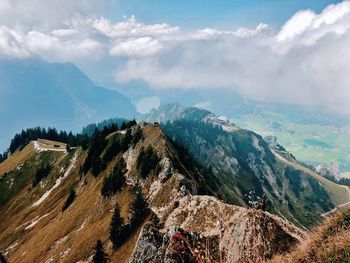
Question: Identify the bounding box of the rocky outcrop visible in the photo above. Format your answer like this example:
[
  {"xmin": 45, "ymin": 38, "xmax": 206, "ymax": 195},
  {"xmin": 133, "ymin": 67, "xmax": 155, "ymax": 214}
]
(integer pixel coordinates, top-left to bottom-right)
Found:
[
  {"xmin": 131, "ymin": 195, "xmax": 306, "ymax": 263},
  {"xmin": 129, "ymin": 224, "xmax": 221, "ymax": 263}
]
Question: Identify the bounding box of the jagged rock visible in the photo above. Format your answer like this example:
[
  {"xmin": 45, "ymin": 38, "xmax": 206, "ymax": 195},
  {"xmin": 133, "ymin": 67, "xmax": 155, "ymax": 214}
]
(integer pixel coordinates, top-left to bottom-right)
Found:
[
  {"xmin": 132, "ymin": 195, "xmax": 306, "ymax": 263},
  {"xmin": 158, "ymin": 157, "xmax": 173, "ymax": 182},
  {"xmin": 129, "ymin": 224, "xmax": 220, "ymax": 263},
  {"xmin": 128, "ymin": 224, "xmax": 163, "ymax": 263}
]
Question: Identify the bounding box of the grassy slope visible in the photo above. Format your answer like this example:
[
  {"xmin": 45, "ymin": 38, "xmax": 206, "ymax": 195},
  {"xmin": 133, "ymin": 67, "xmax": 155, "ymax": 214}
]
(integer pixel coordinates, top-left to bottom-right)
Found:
[
  {"xmin": 0, "ymin": 143, "xmax": 36, "ymax": 175},
  {"xmin": 0, "ymin": 126, "xmax": 177, "ymax": 263},
  {"xmin": 270, "ymin": 210, "xmax": 350, "ymax": 263},
  {"xmin": 0, "ymin": 142, "xmax": 140, "ymax": 263},
  {"xmin": 273, "ymin": 150, "xmax": 350, "ymax": 206}
]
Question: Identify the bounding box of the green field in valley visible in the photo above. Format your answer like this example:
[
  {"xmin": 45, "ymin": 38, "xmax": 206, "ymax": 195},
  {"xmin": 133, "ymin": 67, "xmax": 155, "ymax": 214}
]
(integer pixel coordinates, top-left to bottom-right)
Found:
[{"xmin": 231, "ymin": 112, "xmax": 350, "ymax": 174}]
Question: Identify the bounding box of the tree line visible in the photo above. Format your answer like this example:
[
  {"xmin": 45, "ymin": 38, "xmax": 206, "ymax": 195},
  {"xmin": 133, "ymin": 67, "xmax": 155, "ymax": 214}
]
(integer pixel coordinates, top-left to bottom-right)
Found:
[
  {"xmin": 82, "ymin": 118, "xmax": 136, "ymax": 136},
  {"xmin": 81, "ymin": 128, "xmax": 130, "ymax": 177},
  {"xmin": 324, "ymin": 174, "xmax": 350, "ymax": 187},
  {"xmin": 0, "ymin": 119, "xmax": 138, "ymax": 165},
  {"xmin": 8, "ymin": 127, "xmax": 90, "ymax": 154},
  {"xmin": 81, "ymin": 123, "xmax": 142, "ymax": 178},
  {"xmin": 93, "ymin": 186, "xmax": 149, "ymax": 263},
  {"xmin": 0, "ymin": 152, "xmax": 7, "ymax": 164}
]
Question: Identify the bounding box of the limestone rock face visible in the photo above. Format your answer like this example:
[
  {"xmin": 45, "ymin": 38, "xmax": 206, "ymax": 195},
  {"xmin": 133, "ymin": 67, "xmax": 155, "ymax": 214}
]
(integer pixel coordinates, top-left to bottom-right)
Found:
[
  {"xmin": 131, "ymin": 195, "xmax": 306, "ymax": 263},
  {"xmin": 128, "ymin": 224, "xmax": 163, "ymax": 263}
]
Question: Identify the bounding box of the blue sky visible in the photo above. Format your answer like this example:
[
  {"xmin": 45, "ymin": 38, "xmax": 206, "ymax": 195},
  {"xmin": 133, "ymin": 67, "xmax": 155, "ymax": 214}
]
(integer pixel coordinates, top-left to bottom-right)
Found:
[{"xmin": 107, "ymin": 0, "xmax": 342, "ymax": 29}]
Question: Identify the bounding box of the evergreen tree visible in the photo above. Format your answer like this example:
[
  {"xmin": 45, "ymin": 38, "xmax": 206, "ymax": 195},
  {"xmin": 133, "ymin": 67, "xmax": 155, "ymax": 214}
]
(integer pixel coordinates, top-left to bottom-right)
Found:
[
  {"xmin": 91, "ymin": 156, "xmax": 102, "ymax": 177},
  {"xmin": 109, "ymin": 204, "xmax": 125, "ymax": 248},
  {"xmin": 129, "ymin": 119, "xmax": 137, "ymax": 127},
  {"xmin": 82, "ymin": 118, "xmax": 123, "ymax": 136},
  {"xmin": 79, "ymin": 134, "xmax": 90, "ymax": 150},
  {"xmin": 82, "ymin": 130, "xmax": 107, "ymax": 175},
  {"xmin": 129, "ymin": 186, "xmax": 148, "ymax": 228},
  {"xmin": 32, "ymin": 163, "xmax": 52, "ymax": 187},
  {"xmin": 120, "ymin": 122, "xmax": 127, "ymax": 130},
  {"xmin": 136, "ymin": 146, "xmax": 159, "ymax": 178},
  {"xmin": 121, "ymin": 128, "xmax": 132, "ymax": 151},
  {"xmin": 120, "ymin": 119, "xmax": 137, "ymax": 131},
  {"xmin": 101, "ymin": 159, "xmax": 126, "ymax": 197},
  {"xmin": 0, "ymin": 151, "xmax": 8, "ymax": 164},
  {"xmin": 8, "ymin": 126, "xmax": 91, "ymax": 154},
  {"xmin": 67, "ymin": 131, "xmax": 75, "ymax": 146},
  {"xmin": 103, "ymin": 137, "xmax": 121, "ymax": 164},
  {"xmin": 132, "ymin": 126, "xmax": 143, "ymax": 145},
  {"xmin": 101, "ymin": 176, "xmax": 112, "ymax": 197},
  {"xmin": 0, "ymin": 252, "xmax": 8, "ymax": 263},
  {"xmin": 92, "ymin": 240, "xmax": 109, "ymax": 263},
  {"xmin": 62, "ymin": 188, "xmax": 76, "ymax": 211}
]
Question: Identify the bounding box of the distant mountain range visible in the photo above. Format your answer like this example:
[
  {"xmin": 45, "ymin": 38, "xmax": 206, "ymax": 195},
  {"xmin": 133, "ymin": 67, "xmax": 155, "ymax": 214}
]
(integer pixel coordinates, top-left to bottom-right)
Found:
[{"xmin": 0, "ymin": 57, "xmax": 138, "ymax": 151}]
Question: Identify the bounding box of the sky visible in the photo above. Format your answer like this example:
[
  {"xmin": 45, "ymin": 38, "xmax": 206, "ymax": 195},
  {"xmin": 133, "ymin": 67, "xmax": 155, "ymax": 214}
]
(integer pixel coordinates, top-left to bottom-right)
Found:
[
  {"xmin": 0, "ymin": 0, "xmax": 350, "ymax": 114},
  {"xmin": 107, "ymin": 0, "xmax": 343, "ymax": 29}
]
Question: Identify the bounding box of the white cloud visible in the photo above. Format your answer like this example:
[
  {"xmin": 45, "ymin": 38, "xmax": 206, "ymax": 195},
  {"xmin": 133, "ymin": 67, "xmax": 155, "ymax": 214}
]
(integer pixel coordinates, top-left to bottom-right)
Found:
[
  {"xmin": 51, "ymin": 29, "xmax": 78, "ymax": 37},
  {"xmin": 277, "ymin": 1, "xmax": 350, "ymax": 45},
  {"xmin": 277, "ymin": 10, "xmax": 315, "ymax": 42},
  {"xmin": 110, "ymin": 37, "xmax": 163, "ymax": 57},
  {"xmin": 23, "ymin": 30, "xmax": 104, "ymax": 61},
  {"xmin": 0, "ymin": 0, "xmax": 108, "ymax": 59},
  {"xmin": 115, "ymin": 1, "xmax": 350, "ymax": 114},
  {"xmin": 0, "ymin": 26, "xmax": 30, "ymax": 58},
  {"xmin": 0, "ymin": 0, "xmax": 350, "ymax": 114},
  {"xmin": 0, "ymin": 0, "xmax": 110, "ymax": 28},
  {"xmin": 86, "ymin": 15, "xmax": 180, "ymax": 39},
  {"xmin": 193, "ymin": 23, "xmax": 270, "ymax": 40}
]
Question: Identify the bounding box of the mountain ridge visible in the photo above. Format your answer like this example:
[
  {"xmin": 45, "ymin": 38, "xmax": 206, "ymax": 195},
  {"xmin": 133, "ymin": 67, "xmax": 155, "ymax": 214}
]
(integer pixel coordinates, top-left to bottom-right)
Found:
[
  {"xmin": 0, "ymin": 108, "xmax": 348, "ymax": 262},
  {"xmin": 0, "ymin": 123, "xmax": 304, "ymax": 262}
]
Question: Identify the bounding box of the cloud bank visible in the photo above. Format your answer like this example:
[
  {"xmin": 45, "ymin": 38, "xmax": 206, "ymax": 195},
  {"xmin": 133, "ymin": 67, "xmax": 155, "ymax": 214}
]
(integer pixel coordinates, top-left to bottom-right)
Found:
[{"xmin": 0, "ymin": 1, "xmax": 350, "ymax": 114}]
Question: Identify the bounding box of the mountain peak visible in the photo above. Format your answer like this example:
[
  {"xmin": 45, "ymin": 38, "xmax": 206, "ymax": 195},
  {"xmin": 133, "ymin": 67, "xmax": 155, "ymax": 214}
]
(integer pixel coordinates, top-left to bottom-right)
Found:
[{"xmin": 142, "ymin": 103, "xmax": 239, "ymax": 131}]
